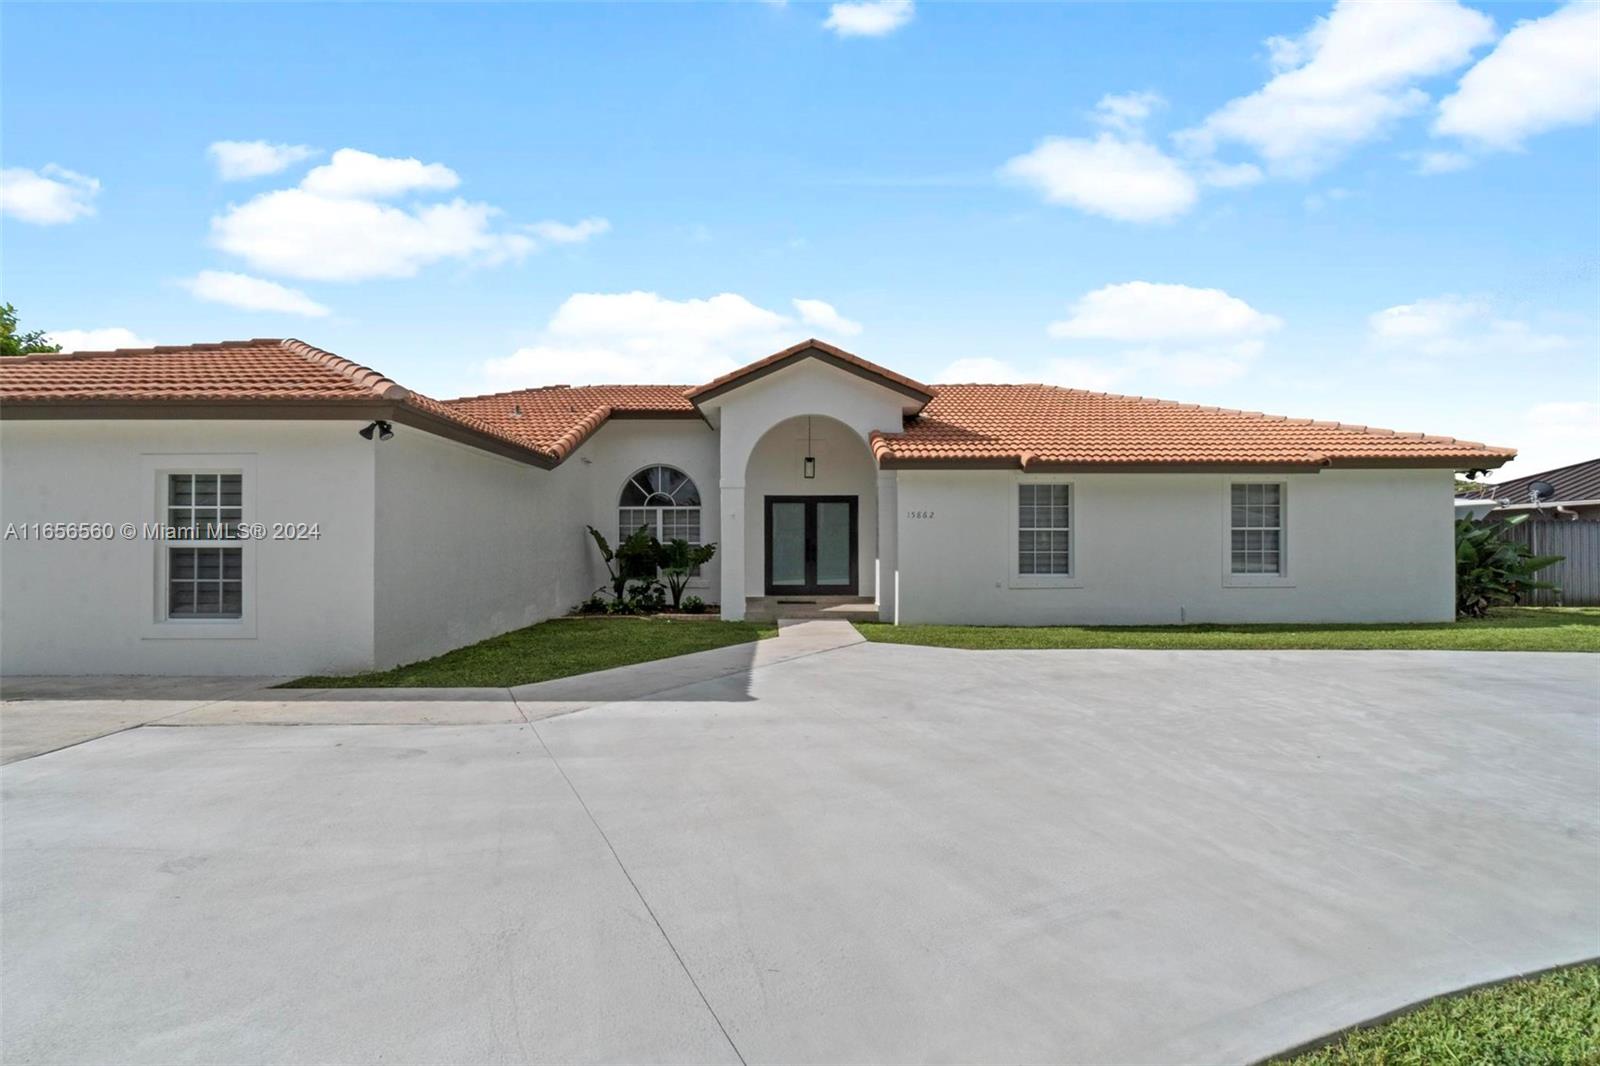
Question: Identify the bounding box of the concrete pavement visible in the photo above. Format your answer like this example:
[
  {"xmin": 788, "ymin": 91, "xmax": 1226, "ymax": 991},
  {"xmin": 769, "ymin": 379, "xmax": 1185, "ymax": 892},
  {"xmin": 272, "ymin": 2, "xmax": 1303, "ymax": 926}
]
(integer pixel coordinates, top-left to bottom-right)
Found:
[{"xmin": 3, "ymin": 635, "xmax": 1596, "ymax": 1063}]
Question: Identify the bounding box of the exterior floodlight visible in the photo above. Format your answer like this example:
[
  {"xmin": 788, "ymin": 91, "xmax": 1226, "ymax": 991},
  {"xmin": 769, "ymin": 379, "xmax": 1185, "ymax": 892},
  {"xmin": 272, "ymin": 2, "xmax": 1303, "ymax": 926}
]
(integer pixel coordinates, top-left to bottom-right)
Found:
[{"xmin": 360, "ymin": 420, "xmax": 394, "ymax": 441}]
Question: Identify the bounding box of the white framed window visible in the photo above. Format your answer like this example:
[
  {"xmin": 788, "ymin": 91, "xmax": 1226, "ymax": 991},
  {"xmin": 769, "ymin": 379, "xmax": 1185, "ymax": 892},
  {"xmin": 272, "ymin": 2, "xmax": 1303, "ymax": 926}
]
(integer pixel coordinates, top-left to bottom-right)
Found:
[
  {"xmin": 618, "ymin": 465, "xmax": 704, "ymax": 576},
  {"xmin": 1224, "ymin": 480, "xmax": 1291, "ymax": 586},
  {"xmin": 164, "ymin": 473, "xmax": 245, "ymax": 619},
  {"xmin": 141, "ymin": 455, "xmax": 258, "ymax": 638},
  {"xmin": 1010, "ymin": 478, "xmax": 1079, "ymax": 588}
]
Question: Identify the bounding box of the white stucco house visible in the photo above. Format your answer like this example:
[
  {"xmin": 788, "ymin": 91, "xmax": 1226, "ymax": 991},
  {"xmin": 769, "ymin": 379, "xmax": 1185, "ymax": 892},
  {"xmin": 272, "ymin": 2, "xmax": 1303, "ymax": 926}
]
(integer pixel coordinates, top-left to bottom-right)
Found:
[{"xmin": 0, "ymin": 337, "xmax": 1514, "ymax": 676}]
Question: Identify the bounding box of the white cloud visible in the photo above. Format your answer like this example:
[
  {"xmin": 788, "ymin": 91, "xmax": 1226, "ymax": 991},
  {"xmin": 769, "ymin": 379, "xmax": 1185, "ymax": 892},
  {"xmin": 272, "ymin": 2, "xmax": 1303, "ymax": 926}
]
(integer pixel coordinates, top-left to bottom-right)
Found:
[
  {"xmin": 213, "ymin": 189, "xmax": 532, "ymax": 281},
  {"xmin": 1198, "ymin": 161, "xmax": 1264, "ymax": 188},
  {"xmin": 46, "ymin": 327, "xmax": 154, "ymax": 352},
  {"xmin": 180, "ymin": 270, "xmax": 330, "ymax": 317},
  {"xmin": 1092, "ymin": 91, "xmax": 1165, "ymax": 134},
  {"xmin": 1368, "ymin": 294, "xmax": 1571, "ymax": 357},
  {"xmin": 1481, "ymin": 401, "xmax": 1600, "ymax": 479},
  {"xmin": 1181, "ymin": 0, "xmax": 1495, "ymax": 176},
  {"xmin": 1434, "ymin": 2, "xmax": 1600, "ymax": 152},
  {"xmin": 936, "ymin": 357, "xmax": 1023, "ymax": 382},
  {"xmin": 1000, "ymin": 134, "xmax": 1198, "ymax": 223},
  {"xmin": 1303, "ymin": 186, "xmax": 1351, "ymax": 212},
  {"xmin": 0, "ymin": 165, "xmax": 100, "ymax": 224},
  {"xmin": 1048, "ymin": 281, "xmax": 1282, "ymax": 342},
  {"xmin": 483, "ymin": 291, "xmax": 862, "ymax": 386},
  {"xmin": 1414, "ymin": 150, "xmax": 1473, "ymax": 174},
  {"xmin": 528, "ymin": 217, "xmax": 611, "ymax": 244},
  {"xmin": 208, "ymin": 148, "xmax": 572, "ymax": 282},
  {"xmin": 792, "ymin": 298, "xmax": 863, "ymax": 336},
  {"xmin": 299, "ymin": 148, "xmax": 459, "ymax": 199},
  {"xmin": 823, "ymin": 0, "xmax": 914, "ymax": 37},
  {"xmin": 207, "ymin": 141, "xmax": 318, "ymax": 181}
]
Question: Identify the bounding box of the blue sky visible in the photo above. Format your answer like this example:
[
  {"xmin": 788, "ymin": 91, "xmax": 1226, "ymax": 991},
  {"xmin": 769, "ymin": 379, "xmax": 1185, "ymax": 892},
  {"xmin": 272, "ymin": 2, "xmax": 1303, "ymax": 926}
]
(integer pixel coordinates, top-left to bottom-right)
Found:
[{"xmin": 3, "ymin": 0, "xmax": 1597, "ymax": 476}]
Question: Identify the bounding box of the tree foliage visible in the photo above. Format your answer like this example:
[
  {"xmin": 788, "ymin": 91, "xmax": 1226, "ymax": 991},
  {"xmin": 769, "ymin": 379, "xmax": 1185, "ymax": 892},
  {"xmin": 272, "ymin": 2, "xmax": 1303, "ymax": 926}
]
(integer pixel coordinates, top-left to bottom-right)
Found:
[
  {"xmin": 1456, "ymin": 514, "xmax": 1563, "ymax": 617},
  {"xmin": 0, "ymin": 303, "xmax": 61, "ymax": 357}
]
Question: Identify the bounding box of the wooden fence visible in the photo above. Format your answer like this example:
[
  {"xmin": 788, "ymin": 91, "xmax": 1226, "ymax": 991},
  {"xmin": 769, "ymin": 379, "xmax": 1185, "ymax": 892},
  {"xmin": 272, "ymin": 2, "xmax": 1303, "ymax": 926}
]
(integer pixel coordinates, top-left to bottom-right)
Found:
[{"xmin": 1502, "ymin": 519, "xmax": 1600, "ymax": 606}]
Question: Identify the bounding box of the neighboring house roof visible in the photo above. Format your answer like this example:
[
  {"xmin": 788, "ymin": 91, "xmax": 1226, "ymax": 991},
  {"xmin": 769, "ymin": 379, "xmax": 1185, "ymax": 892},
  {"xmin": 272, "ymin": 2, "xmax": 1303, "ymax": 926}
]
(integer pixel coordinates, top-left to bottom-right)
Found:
[
  {"xmin": 685, "ymin": 339, "xmax": 934, "ymax": 405},
  {"xmin": 0, "ymin": 338, "xmax": 1517, "ymax": 472},
  {"xmin": 870, "ymin": 384, "xmax": 1516, "ymax": 471},
  {"xmin": 1479, "ymin": 457, "xmax": 1600, "ymax": 506}
]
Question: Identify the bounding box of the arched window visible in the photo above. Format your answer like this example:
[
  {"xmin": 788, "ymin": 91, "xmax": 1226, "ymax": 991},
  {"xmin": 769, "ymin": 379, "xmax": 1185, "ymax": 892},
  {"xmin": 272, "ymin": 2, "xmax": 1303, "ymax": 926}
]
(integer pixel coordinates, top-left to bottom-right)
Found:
[{"xmin": 619, "ymin": 465, "xmax": 702, "ymax": 550}]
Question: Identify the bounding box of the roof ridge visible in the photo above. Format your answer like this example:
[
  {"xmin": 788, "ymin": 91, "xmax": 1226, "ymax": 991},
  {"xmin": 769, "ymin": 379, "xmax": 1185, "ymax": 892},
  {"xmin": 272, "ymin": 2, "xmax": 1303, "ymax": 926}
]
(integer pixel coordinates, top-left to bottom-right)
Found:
[
  {"xmin": 1, "ymin": 338, "xmax": 285, "ymax": 364},
  {"xmin": 442, "ymin": 383, "xmax": 694, "ymax": 405},
  {"xmin": 278, "ymin": 338, "xmax": 409, "ymax": 401},
  {"xmin": 923, "ymin": 382, "xmax": 1503, "ymax": 450}
]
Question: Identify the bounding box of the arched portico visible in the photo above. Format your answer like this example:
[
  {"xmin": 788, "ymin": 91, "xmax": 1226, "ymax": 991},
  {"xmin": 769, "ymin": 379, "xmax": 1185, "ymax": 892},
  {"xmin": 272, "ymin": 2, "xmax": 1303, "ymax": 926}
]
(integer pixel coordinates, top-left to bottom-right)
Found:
[
  {"xmin": 743, "ymin": 414, "xmax": 878, "ymax": 603},
  {"xmin": 691, "ymin": 347, "xmax": 925, "ymax": 621}
]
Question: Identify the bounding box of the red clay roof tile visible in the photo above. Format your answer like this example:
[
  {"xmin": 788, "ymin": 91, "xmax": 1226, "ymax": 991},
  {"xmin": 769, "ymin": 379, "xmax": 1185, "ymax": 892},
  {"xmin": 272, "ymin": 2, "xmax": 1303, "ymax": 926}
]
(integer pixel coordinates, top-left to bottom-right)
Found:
[{"xmin": 0, "ymin": 339, "xmax": 1515, "ymax": 470}]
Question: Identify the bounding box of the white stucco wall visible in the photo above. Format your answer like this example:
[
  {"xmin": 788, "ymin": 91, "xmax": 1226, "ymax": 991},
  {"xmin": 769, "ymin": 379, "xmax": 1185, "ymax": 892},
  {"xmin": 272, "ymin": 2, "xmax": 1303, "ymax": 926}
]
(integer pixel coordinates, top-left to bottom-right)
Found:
[
  {"xmin": 1, "ymin": 420, "xmax": 377, "ymax": 675},
  {"xmin": 371, "ymin": 427, "xmax": 589, "ymax": 670},
  {"xmin": 701, "ymin": 358, "xmax": 913, "ymax": 617},
  {"xmin": 743, "ymin": 414, "xmax": 879, "ymax": 597},
  {"xmin": 893, "ymin": 468, "xmax": 1457, "ymax": 625},
  {"xmin": 567, "ymin": 418, "xmax": 722, "ymax": 606}
]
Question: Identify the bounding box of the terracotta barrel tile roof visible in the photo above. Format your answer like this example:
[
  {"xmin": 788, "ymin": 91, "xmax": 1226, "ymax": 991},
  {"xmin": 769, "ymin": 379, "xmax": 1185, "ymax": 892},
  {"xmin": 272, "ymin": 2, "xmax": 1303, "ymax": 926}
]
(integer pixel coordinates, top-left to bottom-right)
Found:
[
  {"xmin": 0, "ymin": 339, "xmax": 560, "ymax": 466},
  {"xmin": 0, "ymin": 338, "xmax": 1514, "ymax": 470},
  {"xmin": 0, "ymin": 339, "xmax": 407, "ymax": 402},
  {"xmin": 443, "ymin": 385, "xmax": 696, "ymax": 461},
  {"xmin": 871, "ymin": 384, "xmax": 1515, "ymax": 469},
  {"xmin": 685, "ymin": 339, "xmax": 933, "ymax": 403}
]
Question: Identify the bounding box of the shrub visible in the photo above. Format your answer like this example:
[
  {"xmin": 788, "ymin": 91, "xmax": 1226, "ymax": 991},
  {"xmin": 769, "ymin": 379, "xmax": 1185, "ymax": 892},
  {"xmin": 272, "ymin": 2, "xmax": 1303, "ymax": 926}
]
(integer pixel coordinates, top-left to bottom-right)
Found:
[
  {"xmin": 587, "ymin": 524, "xmax": 659, "ymax": 604},
  {"xmin": 626, "ymin": 579, "xmax": 667, "ymax": 614},
  {"xmin": 655, "ymin": 538, "xmax": 718, "ymax": 610},
  {"xmin": 681, "ymin": 595, "xmax": 707, "ymax": 614},
  {"xmin": 1456, "ymin": 514, "xmax": 1563, "ymax": 618}
]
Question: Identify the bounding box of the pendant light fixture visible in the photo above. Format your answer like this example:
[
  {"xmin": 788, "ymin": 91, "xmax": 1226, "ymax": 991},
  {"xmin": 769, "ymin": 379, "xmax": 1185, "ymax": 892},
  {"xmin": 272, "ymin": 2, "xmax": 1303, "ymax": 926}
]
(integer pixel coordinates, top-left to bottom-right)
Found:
[{"xmin": 803, "ymin": 416, "xmax": 817, "ymax": 479}]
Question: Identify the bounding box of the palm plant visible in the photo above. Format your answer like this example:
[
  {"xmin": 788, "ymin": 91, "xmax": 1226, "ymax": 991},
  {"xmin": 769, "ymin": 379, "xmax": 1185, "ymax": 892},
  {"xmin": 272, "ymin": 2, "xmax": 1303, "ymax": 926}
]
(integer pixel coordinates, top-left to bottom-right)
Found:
[{"xmin": 1455, "ymin": 514, "xmax": 1563, "ymax": 617}]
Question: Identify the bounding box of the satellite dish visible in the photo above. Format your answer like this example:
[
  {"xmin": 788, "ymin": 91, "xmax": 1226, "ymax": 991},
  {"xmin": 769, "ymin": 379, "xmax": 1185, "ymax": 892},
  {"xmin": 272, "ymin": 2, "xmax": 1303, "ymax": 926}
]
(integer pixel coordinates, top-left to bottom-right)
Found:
[{"xmin": 1530, "ymin": 480, "xmax": 1556, "ymax": 503}]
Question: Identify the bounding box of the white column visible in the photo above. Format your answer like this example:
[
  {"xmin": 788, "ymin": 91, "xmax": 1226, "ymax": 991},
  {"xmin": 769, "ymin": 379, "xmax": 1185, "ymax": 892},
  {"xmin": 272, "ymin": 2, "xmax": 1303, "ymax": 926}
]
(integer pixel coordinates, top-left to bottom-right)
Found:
[
  {"xmin": 876, "ymin": 470, "xmax": 898, "ymax": 623},
  {"xmin": 719, "ymin": 482, "xmax": 746, "ymax": 620}
]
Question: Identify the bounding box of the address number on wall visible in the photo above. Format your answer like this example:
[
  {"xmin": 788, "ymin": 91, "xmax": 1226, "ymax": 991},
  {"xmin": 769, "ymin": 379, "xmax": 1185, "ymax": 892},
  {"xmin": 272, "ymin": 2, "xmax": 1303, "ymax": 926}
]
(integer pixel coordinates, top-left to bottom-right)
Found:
[{"xmin": 906, "ymin": 510, "xmax": 936, "ymax": 519}]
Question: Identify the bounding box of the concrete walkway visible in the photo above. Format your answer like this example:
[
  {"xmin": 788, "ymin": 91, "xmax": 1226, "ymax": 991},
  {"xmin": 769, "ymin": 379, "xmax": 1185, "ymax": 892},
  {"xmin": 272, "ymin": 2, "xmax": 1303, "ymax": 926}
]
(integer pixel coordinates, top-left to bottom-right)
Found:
[
  {"xmin": 0, "ymin": 621, "xmax": 862, "ymax": 757},
  {"xmin": 3, "ymin": 636, "xmax": 1596, "ymax": 1063}
]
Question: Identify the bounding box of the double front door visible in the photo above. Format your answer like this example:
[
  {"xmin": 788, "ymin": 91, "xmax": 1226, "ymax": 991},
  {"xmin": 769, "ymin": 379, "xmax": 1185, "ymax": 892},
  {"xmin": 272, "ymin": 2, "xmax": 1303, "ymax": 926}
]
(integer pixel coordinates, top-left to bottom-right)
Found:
[{"xmin": 764, "ymin": 496, "xmax": 858, "ymax": 595}]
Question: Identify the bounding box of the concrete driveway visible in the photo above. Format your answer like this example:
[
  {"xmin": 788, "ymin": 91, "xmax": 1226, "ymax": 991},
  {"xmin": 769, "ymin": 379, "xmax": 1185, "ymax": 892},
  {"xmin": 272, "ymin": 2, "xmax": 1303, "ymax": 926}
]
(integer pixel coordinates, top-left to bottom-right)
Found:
[{"xmin": 3, "ymin": 636, "xmax": 1597, "ymax": 1064}]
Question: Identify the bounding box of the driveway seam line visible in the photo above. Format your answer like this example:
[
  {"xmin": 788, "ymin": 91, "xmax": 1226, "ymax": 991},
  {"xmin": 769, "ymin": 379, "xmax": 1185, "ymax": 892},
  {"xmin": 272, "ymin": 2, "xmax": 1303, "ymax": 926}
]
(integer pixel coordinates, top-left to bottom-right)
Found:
[
  {"xmin": 529, "ymin": 719, "xmax": 748, "ymax": 1066},
  {"xmin": 0, "ymin": 681, "xmax": 277, "ymax": 764}
]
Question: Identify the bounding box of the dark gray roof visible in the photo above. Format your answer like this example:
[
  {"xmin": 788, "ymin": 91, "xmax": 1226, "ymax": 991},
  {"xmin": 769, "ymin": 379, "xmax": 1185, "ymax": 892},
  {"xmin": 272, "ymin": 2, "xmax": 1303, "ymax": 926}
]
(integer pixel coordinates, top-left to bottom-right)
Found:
[{"xmin": 1485, "ymin": 457, "xmax": 1600, "ymax": 505}]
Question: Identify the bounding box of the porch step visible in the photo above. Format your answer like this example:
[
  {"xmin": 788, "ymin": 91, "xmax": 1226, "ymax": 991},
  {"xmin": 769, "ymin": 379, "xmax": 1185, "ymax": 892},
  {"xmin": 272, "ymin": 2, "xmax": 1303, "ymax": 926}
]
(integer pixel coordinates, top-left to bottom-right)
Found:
[{"xmin": 741, "ymin": 595, "xmax": 877, "ymax": 623}]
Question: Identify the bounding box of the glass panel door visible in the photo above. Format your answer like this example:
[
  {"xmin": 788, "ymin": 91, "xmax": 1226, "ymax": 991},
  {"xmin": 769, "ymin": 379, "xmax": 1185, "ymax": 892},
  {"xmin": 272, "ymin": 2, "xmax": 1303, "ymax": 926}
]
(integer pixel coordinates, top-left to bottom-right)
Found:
[
  {"xmin": 764, "ymin": 496, "xmax": 857, "ymax": 594},
  {"xmin": 815, "ymin": 501, "xmax": 852, "ymax": 586},
  {"xmin": 769, "ymin": 502, "xmax": 807, "ymax": 587}
]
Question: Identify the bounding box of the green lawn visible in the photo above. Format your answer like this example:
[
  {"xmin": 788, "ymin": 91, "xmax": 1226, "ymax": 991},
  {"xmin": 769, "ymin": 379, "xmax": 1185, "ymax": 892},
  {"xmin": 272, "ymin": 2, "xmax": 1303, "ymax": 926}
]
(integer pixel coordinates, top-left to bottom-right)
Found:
[
  {"xmin": 855, "ymin": 607, "xmax": 1600, "ymax": 653},
  {"xmin": 285, "ymin": 617, "xmax": 776, "ymax": 688},
  {"xmin": 1275, "ymin": 962, "xmax": 1600, "ymax": 1065}
]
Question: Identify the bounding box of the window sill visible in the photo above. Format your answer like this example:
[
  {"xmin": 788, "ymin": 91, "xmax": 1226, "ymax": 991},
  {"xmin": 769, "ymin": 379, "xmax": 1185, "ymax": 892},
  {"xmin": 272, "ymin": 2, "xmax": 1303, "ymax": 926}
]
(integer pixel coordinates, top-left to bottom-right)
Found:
[
  {"xmin": 1222, "ymin": 576, "xmax": 1295, "ymax": 589},
  {"xmin": 142, "ymin": 619, "xmax": 256, "ymax": 640},
  {"xmin": 1008, "ymin": 577, "xmax": 1084, "ymax": 590}
]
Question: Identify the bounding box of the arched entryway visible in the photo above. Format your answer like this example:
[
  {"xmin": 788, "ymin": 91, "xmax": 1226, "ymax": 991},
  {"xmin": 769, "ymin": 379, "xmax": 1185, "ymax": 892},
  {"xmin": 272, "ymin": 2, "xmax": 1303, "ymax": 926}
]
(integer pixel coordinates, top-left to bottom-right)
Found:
[{"xmin": 743, "ymin": 414, "xmax": 878, "ymax": 612}]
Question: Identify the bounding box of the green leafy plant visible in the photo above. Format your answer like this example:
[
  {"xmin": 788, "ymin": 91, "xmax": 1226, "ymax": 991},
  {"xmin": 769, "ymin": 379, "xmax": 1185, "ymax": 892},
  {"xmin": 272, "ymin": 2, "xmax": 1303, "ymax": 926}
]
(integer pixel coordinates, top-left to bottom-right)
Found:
[
  {"xmin": 654, "ymin": 538, "xmax": 718, "ymax": 610},
  {"xmin": 681, "ymin": 595, "xmax": 707, "ymax": 615},
  {"xmin": 573, "ymin": 592, "xmax": 608, "ymax": 615},
  {"xmin": 1456, "ymin": 514, "xmax": 1563, "ymax": 618},
  {"xmin": 586, "ymin": 524, "xmax": 659, "ymax": 605},
  {"xmin": 627, "ymin": 578, "xmax": 667, "ymax": 613}
]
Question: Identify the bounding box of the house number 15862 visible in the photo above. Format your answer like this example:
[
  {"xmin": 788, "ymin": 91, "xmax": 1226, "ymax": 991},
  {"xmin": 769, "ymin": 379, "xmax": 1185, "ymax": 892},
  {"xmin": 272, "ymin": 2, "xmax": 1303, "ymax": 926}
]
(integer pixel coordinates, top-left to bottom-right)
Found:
[{"xmin": 906, "ymin": 510, "xmax": 935, "ymax": 519}]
